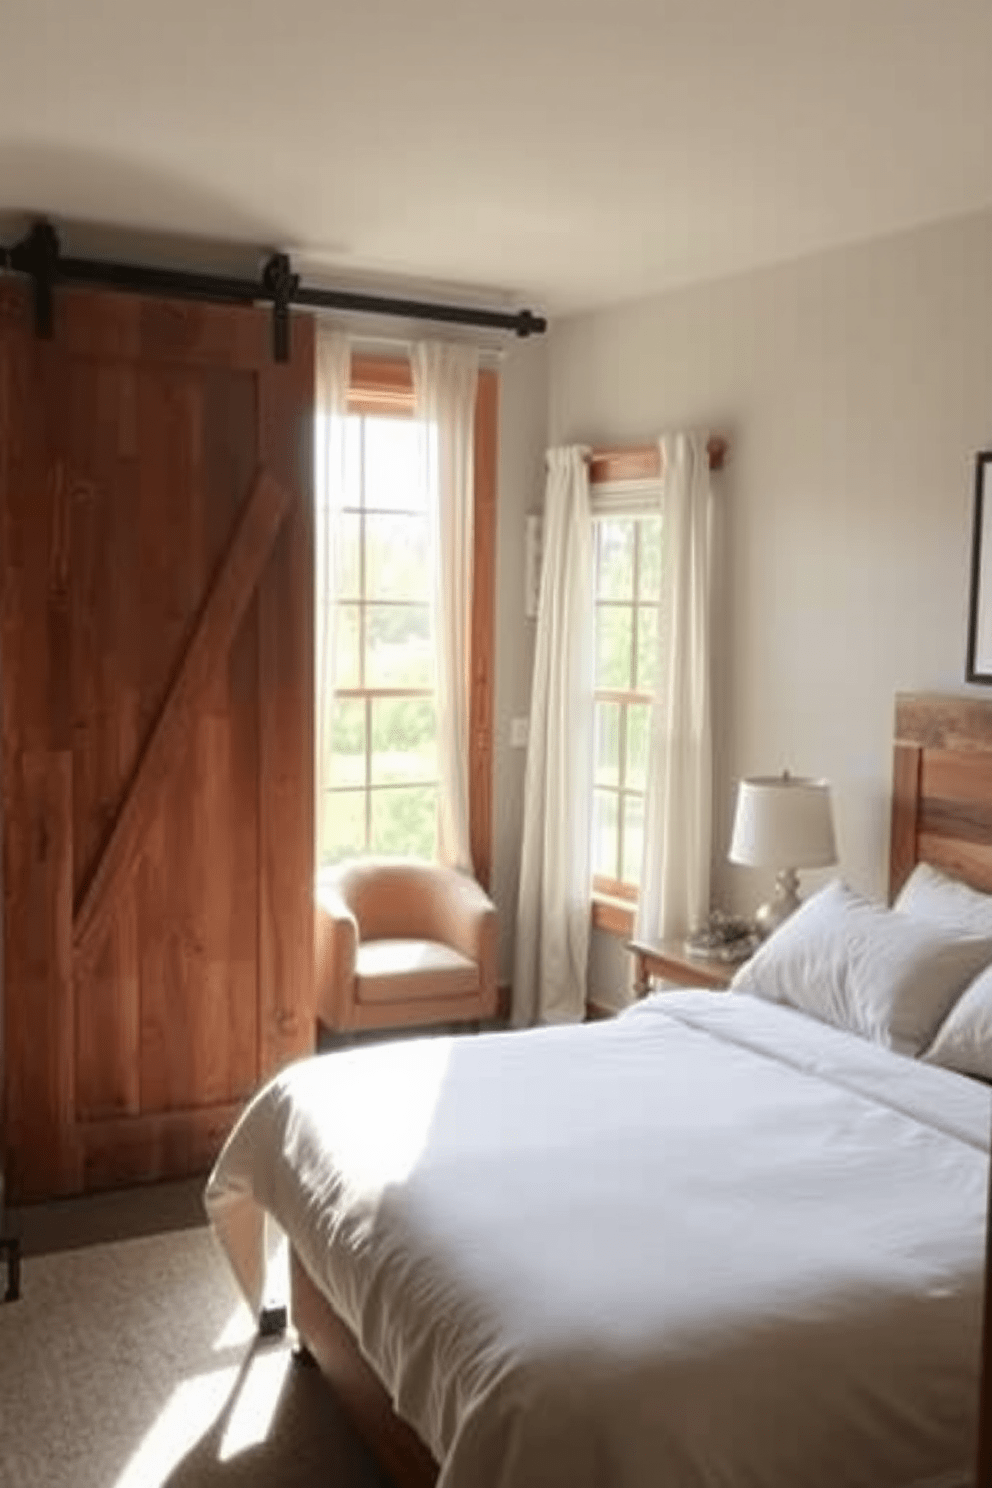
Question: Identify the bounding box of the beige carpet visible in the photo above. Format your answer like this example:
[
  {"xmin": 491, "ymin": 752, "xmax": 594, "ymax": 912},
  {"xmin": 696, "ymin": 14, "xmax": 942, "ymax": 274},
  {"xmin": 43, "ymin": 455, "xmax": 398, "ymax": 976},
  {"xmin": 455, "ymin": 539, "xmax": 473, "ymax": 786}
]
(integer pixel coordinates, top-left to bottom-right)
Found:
[{"xmin": 0, "ymin": 1226, "xmax": 392, "ymax": 1488}]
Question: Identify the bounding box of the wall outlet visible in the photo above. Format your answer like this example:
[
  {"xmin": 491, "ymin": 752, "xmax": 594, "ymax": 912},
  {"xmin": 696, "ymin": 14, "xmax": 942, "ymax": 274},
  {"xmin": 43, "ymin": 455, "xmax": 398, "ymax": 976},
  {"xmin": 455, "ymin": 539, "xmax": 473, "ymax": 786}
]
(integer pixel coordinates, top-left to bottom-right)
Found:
[{"xmin": 510, "ymin": 716, "xmax": 529, "ymax": 749}]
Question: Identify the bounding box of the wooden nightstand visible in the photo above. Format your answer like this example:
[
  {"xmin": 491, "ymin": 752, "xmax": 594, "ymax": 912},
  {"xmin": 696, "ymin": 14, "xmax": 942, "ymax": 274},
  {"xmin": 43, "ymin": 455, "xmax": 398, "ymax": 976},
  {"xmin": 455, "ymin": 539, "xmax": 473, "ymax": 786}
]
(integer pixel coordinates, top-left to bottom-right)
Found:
[{"xmin": 626, "ymin": 938, "xmax": 746, "ymax": 998}]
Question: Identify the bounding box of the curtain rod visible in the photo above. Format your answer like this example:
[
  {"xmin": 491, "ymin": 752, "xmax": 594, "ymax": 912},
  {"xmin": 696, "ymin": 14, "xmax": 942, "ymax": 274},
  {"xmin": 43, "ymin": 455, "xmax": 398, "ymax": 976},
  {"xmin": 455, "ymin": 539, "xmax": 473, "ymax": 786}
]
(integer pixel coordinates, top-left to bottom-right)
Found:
[
  {"xmin": 0, "ymin": 220, "xmax": 547, "ymax": 363},
  {"xmin": 587, "ymin": 436, "xmax": 727, "ymax": 483}
]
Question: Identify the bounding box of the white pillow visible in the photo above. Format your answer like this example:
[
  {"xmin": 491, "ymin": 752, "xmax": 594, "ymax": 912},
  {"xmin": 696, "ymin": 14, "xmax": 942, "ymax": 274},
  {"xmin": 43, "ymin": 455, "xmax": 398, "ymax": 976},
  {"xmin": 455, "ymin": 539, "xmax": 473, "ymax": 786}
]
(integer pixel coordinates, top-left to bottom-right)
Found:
[
  {"xmin": 894, "ymin": 861, "xmax": 992, "ymax": 937},
  {"xmin": 924, "ymin": 966, "xmax": 992, "ymax": 1079},
  {"xmin": 730, "ymin": 878, "xmax": 992, "ymax": 1054}
]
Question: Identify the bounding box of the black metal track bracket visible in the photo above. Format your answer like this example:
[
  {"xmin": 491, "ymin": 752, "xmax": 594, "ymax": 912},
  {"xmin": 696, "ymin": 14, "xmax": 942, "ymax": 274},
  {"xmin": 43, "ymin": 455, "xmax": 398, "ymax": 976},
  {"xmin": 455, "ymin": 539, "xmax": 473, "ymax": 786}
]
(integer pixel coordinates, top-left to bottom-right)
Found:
[
  {"xmin": 261, "ymin": 252, "xmax": 300, "ymax": 364},
  {"xmin": 10, "ymin": 220, "xmax": 60, "ymax": 340}
]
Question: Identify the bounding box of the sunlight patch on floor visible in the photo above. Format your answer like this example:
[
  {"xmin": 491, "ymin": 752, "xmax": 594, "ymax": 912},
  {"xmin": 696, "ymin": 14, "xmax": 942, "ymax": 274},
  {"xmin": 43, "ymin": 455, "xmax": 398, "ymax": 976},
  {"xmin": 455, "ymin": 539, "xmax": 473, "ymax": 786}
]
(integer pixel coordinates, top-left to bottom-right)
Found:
[
  {"xmin": 213, "ymin": 1298, "xmax": 256, "ymax": 1351},
  {"xmin": 114, "ymin": 1365, "xmax": 239, "ymax": 1488},
  {"xmin": 218, "ymin": 1347, "xmax": 292, "ymax": 1461}
]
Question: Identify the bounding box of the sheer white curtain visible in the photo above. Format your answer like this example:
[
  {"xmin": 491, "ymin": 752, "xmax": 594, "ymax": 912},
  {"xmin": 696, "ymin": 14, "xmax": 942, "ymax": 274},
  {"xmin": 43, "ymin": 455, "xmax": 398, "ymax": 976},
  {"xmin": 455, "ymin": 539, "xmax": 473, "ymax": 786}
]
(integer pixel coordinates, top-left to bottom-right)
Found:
[
  {"xmin": 513, "ymin": 447, "xmax": 595, "ymax": 1026},
  {"xmin": 314, "ymin": 326, "xmax": 352, "ymax": 867},
  {"xmin": 412, "ymin": 341, "xmax": 479, "ymax": 872},
  {"xmin": 635, "ymin": 432, "xmax": 714, "ymax": 943}
]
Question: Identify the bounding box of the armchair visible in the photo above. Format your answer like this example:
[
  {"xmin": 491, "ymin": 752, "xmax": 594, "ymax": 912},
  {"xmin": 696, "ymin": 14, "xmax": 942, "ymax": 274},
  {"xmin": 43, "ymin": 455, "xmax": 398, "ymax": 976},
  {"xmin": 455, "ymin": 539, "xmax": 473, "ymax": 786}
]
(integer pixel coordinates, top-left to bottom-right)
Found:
[{"xmin": 315, "ymin": 858, "xmax": 498, "ymax": 1033}]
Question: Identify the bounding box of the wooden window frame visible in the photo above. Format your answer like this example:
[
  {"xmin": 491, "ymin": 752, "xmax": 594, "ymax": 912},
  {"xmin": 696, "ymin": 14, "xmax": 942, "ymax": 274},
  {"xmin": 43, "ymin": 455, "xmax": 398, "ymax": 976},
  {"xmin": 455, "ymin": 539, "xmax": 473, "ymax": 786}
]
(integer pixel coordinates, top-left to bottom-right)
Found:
[
  {"xmin": 587, "ymin": 438, "xmax": 727, "ymax": 939},
  {"xmin": 323, "ymin": 355, "xmax": 496, "ymax": 888}
]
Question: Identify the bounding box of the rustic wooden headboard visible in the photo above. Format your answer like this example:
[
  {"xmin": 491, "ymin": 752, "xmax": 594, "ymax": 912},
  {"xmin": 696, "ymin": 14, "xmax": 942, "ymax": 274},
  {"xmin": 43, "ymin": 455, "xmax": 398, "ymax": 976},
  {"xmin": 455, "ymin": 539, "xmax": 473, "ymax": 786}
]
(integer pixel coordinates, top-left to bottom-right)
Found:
[
  {"xmin": 890, "ymin": 693, "xmax": 992, "ymax": 901},
  {"xmin": 891, "ymin": 695, "xmax": 992, "ymax": 1487}
]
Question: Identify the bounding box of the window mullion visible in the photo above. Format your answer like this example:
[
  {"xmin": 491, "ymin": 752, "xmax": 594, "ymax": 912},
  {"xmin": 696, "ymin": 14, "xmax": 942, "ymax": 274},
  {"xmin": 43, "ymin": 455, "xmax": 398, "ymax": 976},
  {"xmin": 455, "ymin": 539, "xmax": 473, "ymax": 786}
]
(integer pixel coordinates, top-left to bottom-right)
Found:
[
  {"xmin": 365, "ymin": 695, "xmax": 372, "ymax": 850},
  {"xmin": 616, "ymin": 703, "xmax": 627, "ymax": 883},
  {"xmin": 631, "ymin": 522, "xmax": 640, "ymax": 690}
]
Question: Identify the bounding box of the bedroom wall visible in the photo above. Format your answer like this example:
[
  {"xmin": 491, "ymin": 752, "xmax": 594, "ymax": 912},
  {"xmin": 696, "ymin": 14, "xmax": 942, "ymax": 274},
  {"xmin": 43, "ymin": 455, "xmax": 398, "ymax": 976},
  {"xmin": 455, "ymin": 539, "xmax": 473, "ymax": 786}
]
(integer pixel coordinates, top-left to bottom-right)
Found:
[
  {"xmin": 493, "ymin": 338, "xmax": 548, "ymax": 984},
  {"xmin": 548, "ymin": 207, "xmax": 992, "ymax": 1009}
]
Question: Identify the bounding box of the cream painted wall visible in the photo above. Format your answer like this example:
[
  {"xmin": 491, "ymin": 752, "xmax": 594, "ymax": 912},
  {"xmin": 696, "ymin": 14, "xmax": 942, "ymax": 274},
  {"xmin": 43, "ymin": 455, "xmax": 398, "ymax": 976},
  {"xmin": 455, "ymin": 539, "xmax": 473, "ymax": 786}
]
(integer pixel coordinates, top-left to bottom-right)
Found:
[
  {"xmin": 548, "ymin": 208, "xmax": 992, "ymax": 1008},
  {"xmin": 493, "ymin": 337, "xmax": 548, "ymax": 983}
]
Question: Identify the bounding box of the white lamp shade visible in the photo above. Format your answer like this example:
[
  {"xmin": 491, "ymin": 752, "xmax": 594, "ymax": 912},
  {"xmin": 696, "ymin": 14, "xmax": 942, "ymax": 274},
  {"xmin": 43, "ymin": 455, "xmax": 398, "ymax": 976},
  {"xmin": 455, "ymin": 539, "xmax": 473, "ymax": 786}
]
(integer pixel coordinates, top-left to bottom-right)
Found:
[{"xmin": 729, "ymin": 775, "xmax": 837, "ymax": 870}]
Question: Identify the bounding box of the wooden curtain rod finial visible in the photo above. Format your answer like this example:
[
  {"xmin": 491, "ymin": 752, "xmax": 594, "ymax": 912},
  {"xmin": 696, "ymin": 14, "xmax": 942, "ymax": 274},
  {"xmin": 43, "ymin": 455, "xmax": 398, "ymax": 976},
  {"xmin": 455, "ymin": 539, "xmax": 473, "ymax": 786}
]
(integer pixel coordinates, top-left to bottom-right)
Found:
[
  {"xmin": 708, "ymin": 436, "xmax": 728, "ymax": 471},
  {"xmin": 587, "ymin": 435, "xmax": 728, "ymax": 485}
]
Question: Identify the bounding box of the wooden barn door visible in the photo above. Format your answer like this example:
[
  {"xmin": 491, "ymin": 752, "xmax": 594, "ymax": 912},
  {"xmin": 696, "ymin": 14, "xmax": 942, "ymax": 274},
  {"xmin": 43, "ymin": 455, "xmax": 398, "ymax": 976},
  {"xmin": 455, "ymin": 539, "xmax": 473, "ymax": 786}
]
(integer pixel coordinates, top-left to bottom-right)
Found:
[{"xmin": 0, "ymin": 284, "xmax": 315, "ymax": 1201}]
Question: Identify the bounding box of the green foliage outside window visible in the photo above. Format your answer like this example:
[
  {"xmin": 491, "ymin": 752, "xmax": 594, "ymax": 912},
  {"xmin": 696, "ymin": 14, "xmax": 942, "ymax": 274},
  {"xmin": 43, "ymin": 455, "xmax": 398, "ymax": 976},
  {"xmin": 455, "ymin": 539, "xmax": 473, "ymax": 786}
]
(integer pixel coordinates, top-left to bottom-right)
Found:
[{"xmin": 592, "ymin": 514, "xmax": 662, "ymax": 888}]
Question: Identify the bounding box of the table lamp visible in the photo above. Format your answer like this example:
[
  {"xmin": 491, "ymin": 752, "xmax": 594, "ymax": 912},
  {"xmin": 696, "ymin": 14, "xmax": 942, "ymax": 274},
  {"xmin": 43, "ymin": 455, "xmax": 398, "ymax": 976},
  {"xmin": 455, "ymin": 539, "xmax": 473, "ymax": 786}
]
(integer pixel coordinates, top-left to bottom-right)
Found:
[{"xmin": 729, "ymin": 771, "xmax": 837, "ymax": 938}]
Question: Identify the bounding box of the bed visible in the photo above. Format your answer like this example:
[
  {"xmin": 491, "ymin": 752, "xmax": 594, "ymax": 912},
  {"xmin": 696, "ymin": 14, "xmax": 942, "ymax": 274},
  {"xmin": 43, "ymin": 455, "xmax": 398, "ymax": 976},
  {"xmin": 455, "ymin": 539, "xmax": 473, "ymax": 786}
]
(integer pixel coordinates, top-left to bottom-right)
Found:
[{"xmin": 206, "ymin": 692, "xmax": 992, "ymax": 1488}]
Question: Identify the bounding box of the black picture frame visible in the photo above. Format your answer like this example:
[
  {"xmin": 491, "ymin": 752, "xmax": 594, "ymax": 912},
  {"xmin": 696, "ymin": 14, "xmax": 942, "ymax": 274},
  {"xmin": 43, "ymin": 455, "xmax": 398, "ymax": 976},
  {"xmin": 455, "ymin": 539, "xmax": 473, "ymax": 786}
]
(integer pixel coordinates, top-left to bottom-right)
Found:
[{"xmin": 967, "ymin": 451, "xmax": 992, "ymax": 683}]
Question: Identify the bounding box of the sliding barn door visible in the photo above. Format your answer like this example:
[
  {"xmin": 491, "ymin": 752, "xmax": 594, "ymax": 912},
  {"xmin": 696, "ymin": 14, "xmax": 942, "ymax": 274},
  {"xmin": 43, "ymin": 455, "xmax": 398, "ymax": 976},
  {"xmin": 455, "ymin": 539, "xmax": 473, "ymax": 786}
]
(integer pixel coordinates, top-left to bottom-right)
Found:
[{"xmin": 0, "ymin": 284, "xmax": 315, "ymax": 1201}]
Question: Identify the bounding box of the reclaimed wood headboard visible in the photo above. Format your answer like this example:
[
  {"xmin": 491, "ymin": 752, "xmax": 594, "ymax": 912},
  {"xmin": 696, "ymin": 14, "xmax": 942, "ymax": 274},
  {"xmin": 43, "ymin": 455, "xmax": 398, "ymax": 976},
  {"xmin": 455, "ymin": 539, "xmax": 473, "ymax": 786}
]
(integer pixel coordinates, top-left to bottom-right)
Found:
[
  {"xmin": 891, "ymin": 695, "xmax": 992, "ymax": 1487},
  {"xmin": 890, "ymin": 692, "xmax": 992, "ymax": 901}
]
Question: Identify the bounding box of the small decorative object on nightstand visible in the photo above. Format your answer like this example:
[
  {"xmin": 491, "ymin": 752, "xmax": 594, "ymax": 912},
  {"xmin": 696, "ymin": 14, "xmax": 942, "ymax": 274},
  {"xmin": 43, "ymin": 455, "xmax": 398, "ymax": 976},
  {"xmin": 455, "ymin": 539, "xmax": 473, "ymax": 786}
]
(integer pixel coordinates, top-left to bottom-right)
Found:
[
  {"xmin": 684, "ymin": 910, "xmax": 760, "ymax": 962},
  {"xmin": 729, "ymin": 771, "xmax": 837, "ymax": 938}
]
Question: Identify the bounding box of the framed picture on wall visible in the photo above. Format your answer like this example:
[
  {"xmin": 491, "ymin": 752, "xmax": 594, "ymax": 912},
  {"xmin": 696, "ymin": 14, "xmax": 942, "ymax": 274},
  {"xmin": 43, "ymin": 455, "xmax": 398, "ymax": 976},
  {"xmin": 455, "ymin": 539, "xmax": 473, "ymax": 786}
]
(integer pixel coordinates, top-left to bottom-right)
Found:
[{"xmin": 967, "ymin": 451, "xmax": 992, "ymax": 683}]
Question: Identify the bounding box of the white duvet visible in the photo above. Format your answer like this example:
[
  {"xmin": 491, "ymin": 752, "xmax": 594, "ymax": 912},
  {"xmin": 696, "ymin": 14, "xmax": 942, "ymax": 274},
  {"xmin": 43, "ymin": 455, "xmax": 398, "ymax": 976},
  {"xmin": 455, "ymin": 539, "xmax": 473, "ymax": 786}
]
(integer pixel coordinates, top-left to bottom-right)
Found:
[{"xmin": 206, "ymin": 991, "xmax": 990, "ymax": 1488}]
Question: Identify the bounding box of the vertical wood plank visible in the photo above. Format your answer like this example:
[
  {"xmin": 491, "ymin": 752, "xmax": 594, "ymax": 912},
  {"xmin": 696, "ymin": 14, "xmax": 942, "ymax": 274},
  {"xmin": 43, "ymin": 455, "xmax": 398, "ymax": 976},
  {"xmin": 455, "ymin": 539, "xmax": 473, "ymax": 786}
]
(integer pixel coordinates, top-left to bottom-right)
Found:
[
  {"xmin": 0, "ymin": 291, "xmax": 23, "ymax": 1191},
  {"xmin": 202, "ymin": 367, "xmax": 260, "ymax": 1103},
  {"xmin": 75, "ymin": 898, "xmax": 140, "ymax": 1118},
  {"xmin": 70, "ymin": 355, "xmax": 143, "ymax": 1120},
  {"xmin": 889, "ymin": 742, "xmax": 922, "ymax": 903},
  {"xmin": 226, "ymin": 584, "xmax": 262, "ymax": 1100},
  {"xmin": 977, "ymin": 1112, "xmax": 992, "ymax": 1488},
  {"xmin": 4, "ymin": 745, "xmax": 76, "ymax": 1198},
  {"xmin": 136, "ymin": 361, "xmax": 194, "ymax": 1115},
  {"xmin": 257, "ymin": 315, "xmax": 316, "ymax": 1073},
  {"xmin": 128, "ymin": 365, "xmax": 264, "ymax": 1116},
  {"xmin": 2, "ymin": 299, "xmax": 79, "ymax": 1198}
]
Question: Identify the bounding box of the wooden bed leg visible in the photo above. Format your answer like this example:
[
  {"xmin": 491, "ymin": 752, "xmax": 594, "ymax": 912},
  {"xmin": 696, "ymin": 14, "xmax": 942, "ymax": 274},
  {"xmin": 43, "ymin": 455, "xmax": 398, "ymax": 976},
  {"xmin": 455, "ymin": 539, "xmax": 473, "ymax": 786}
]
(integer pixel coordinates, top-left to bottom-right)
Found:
[
  {"xmin": 258, "ymin": 1302, "xmax": 287, "ymax": 1337},
  {"xmin": 1, "ymin": 1236, "xmax": 21, "ymax": 1302},
  {"xmin": 290, "ymin": 1246, "xmax": 439, "ymax": 1488}
]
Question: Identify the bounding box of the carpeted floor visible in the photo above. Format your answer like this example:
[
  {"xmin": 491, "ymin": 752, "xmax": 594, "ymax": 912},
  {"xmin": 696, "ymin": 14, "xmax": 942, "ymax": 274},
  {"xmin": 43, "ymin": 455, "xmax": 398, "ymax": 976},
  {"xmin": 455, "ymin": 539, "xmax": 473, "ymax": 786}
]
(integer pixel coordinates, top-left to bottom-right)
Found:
[{"xmin": 0, "ymin": 1222, "xmax": 392, "ymax": 1488}]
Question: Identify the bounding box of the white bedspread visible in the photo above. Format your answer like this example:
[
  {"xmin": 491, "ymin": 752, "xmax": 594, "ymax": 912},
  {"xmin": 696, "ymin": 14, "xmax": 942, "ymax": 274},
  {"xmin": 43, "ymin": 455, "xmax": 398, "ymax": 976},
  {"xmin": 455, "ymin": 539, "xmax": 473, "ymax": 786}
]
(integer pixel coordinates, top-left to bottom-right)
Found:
[{"xmin": 206, "ymin": 991, "xmax": 990, "ymax": 1488}]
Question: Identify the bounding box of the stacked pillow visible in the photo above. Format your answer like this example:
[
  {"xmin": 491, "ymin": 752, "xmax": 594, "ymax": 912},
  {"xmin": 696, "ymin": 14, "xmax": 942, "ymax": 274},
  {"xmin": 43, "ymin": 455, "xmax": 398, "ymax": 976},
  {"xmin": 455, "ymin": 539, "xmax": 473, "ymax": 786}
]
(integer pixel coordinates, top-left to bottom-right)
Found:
[
  {"xmin": 731, "ymin": 871, "xmax": 992, "ymax": 1066},
  {"xmin": 893, "ymin": 862, "xmax": 992, "ymax": 1080}
]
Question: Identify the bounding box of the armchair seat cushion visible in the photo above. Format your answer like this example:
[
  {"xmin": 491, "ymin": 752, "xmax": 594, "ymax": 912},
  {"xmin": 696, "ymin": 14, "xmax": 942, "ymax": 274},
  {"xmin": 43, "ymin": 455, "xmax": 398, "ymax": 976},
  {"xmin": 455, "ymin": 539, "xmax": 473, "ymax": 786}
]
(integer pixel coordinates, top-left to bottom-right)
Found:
[{"xmin": 356, "ymin": 938, "xmax": 480, "ymax": 1006}]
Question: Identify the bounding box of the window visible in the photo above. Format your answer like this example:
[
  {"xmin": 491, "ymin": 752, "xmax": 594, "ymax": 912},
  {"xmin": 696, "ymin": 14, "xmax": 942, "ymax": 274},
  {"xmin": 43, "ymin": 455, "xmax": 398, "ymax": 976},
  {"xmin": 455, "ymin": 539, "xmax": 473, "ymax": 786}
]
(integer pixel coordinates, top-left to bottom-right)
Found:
[
  {"xmin": 315, "ymin": 358, "xmax": 498, "ymax": 881},
  {"xmin": 319, "ymin": 412, "xmax": 438, "ymax": 864},
  {"xmin": 591, "ymin": 514, "xmax": 661, "ymax": 901}
]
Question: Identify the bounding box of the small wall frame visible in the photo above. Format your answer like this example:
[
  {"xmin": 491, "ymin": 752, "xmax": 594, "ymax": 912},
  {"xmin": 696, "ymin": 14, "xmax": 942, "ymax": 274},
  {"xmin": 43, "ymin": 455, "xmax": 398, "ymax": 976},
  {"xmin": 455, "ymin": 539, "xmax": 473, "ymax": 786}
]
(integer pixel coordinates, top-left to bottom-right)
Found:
[{"xmin": 967, "ymin": 450, "xmax": 992, "ymax": 683}]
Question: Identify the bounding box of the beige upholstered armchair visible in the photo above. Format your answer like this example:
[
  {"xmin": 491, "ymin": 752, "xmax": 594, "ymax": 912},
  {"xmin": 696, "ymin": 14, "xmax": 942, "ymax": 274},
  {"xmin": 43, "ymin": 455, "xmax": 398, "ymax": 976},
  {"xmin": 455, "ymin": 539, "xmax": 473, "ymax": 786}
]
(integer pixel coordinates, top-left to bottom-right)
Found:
[{"xmin": 315, "ymin": 858, "xmax": 498, "ymax": 1033}]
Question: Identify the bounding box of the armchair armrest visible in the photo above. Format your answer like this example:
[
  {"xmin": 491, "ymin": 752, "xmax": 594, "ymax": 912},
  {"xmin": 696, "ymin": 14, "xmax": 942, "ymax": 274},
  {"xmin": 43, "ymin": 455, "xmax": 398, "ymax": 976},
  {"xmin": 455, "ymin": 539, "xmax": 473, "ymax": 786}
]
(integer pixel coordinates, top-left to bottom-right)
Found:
[
  {"xmin": 314, "ymin": 875, "xmax": 359, "ymax": 1029},
  {"xmin": 430, "ymin": 869, "xmax": 498, "ymax": 1012}
]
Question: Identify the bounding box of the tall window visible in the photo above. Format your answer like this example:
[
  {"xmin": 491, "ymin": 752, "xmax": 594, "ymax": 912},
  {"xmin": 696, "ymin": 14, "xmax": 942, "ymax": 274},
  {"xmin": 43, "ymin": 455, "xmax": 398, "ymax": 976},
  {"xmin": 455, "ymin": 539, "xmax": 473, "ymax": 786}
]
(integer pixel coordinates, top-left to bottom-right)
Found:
[
  {"xmin": 320, "ymin": 412, "xmax": 439, "ymax": 864},
  {"xmin": 591, "ymin": 514, "xmax": 661, "ymax": 900}
]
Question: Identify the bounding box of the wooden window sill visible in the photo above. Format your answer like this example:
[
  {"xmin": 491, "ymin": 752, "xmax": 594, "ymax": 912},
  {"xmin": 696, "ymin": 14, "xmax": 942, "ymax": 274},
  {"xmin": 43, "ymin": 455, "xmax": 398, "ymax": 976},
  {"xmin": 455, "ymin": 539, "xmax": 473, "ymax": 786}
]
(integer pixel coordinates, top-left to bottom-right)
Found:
[{"xmin": 591, "ymin": 894, "xmax": 635, "ymax": 938}]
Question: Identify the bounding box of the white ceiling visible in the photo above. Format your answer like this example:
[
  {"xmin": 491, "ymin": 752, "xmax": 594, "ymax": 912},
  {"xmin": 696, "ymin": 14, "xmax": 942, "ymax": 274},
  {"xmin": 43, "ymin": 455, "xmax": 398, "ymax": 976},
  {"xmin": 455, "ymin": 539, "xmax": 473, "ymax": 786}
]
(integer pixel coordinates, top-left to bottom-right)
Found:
[{"xmin": 2, "ymin": 0, "xmax": 992, "ymax": 317}]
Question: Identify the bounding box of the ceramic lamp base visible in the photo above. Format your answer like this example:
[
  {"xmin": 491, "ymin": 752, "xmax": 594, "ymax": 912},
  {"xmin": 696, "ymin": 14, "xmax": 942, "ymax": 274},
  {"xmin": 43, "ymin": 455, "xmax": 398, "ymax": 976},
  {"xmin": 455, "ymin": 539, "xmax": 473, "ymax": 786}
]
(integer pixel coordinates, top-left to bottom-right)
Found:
[{"xmin": 754, "ymin": 867, "xmax": 802, "ymax": 939}]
